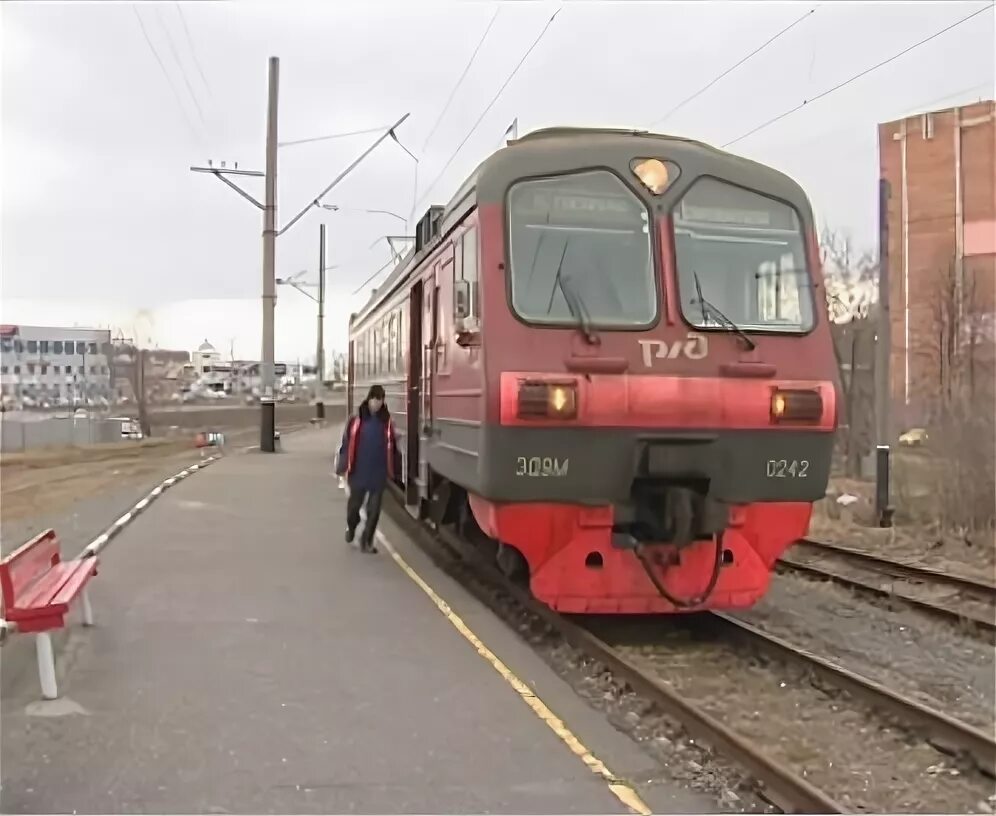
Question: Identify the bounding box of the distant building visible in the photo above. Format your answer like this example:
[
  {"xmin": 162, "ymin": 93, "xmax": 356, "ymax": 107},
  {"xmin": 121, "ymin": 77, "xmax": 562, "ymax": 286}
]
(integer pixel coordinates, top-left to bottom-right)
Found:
[
  {"xmin": 0, "ymin": 325, "xmax": 113, "ymax": 407},
  {"xmin": 193, "ymin": 339, "xmax": 221, "ymax": 375},
  {"xmin": 878, "ymin": 99, "xmax": 995, "ymax": 425}
]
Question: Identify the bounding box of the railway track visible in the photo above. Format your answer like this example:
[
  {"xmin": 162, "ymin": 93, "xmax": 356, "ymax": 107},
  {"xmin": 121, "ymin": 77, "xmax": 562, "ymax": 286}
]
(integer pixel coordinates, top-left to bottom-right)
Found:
[
  {"xmin": 713, "ymin": 613, "xmax": 995, "ymax": 776},
  {"xmin": 592, "ymin": 613, "xmax": 995, "ymax": 814},
  {"xmin": 385, "ymin": 489, "xmax": 995, "ymax": 813},
  {"xmin": 780, "ymin": 538, "xmax": 996, "ymax": 633}
]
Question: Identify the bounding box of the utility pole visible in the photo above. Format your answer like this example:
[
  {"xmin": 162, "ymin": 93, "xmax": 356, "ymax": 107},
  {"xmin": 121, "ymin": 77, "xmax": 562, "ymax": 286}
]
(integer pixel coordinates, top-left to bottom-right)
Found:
[
  {"xmin": 875, "ymin": 178, "xmax": 893, "ymax": 527},
  {"xmin": 275, "ymin": 243, "xmax": 331, "ymax": 422},
  {"xmin": 229, "ymin": 338, "xmax": 238, "ymax": 397},
  {"xmin": 260, "ymin": 55, "xmax": 279, "ymax": 452},
  {"xmin": 316, "ymin": 222, "xmax": 326, "ymax": 421},
  {"xmin": 136, "ymin": 348, "xmax": 150, "ymax": 438},
  {"xmin": 191, "ymin": 55, "xmax": 409, "ymax": 453}
]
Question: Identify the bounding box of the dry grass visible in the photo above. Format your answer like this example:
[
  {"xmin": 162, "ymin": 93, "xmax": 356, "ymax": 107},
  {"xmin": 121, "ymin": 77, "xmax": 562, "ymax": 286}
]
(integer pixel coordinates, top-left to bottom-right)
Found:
[
  {"xmin": 0, "ymin": 437, "xmax": 196, "ymax": 471},
  {"xmin": 0, "ymin": 442, "xmax": 206, "ymax": 525},
  {"xmin": 814, "ymin": 409, "xmax": 995, "ymax": 577},
  {"xmin": 893, "ymin": 408, "xmax": 995, "ymax": 535}
]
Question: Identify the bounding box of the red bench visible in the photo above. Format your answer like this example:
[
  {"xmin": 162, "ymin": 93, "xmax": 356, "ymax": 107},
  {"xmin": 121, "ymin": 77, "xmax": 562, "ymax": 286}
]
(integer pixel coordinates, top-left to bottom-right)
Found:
[{"xmin": 0, "ymin": 530, "xmax": 98, "ymax": 699}]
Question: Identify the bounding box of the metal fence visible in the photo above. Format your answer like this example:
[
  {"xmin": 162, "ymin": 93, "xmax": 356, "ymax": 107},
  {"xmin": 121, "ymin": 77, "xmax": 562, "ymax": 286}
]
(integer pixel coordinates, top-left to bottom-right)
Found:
[{"xmin": 0, "ymin": 415, "xmax": 124, "ymax": 453}]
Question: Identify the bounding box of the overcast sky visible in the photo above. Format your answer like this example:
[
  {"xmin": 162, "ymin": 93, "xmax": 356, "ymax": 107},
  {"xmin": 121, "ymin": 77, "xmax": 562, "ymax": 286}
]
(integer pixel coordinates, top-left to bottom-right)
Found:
[{"xmin": 2, "ymin": 1, "xmax": 993, "ymax": 360}]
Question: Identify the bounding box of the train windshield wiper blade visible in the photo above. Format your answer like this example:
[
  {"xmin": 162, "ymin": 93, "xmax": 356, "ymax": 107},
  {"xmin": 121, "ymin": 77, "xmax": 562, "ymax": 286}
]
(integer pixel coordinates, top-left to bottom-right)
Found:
[
  {"xmin": 692, "ymin": 270, "xmax": 756, "ymax": 351},
  {"xmin": 559, "ymin": 273, "xmax": 598, "ymax": 345},
  {"xmin": 548, "ymin": 237, "xmax": 598, "ymax": 345}
]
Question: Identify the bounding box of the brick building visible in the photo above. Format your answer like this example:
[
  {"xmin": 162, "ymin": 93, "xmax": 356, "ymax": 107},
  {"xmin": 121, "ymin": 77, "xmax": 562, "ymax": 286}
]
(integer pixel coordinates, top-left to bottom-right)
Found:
[{"xmin": 878, "ymin": 100, "xmax": 995, "ymax": 427}]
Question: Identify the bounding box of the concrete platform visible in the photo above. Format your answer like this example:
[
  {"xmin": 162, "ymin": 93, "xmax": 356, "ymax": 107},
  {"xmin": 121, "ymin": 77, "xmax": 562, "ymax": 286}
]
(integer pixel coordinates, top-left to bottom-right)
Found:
[{"xmin": 0, "ymin": 426, "xmax": 715, "ymax": 814}]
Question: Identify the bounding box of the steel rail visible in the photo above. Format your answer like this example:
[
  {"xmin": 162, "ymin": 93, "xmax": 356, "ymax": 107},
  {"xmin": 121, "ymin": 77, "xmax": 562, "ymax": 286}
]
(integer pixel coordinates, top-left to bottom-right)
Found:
[
  {"xmin": 778, "ymin": 547, "xmax": 996, "ymax": 633},
  {"xmin": 383, "ymin": 487, "xmax": 847, "ymax": 814},
  {"xmin": 798, "ymin": 538, "xmax": 996, "ymax": 594},
  {"xmin": 713, "ymin": 612, "xmax": 996, "ymax": 778}
]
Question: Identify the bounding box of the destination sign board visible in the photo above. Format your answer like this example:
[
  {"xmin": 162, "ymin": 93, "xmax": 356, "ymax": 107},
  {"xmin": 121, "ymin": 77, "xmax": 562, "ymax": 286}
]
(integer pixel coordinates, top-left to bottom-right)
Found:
[{"xmin": 512, "ymin": 187, "xmax": 647, "ymax": 232}]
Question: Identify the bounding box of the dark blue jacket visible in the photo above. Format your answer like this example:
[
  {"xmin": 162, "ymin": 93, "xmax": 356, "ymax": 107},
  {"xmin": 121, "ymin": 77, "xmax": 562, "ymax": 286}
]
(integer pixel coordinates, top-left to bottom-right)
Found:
[{"xmin": 335, "ymin": 407, "xmax": 396, "ymax": 492}]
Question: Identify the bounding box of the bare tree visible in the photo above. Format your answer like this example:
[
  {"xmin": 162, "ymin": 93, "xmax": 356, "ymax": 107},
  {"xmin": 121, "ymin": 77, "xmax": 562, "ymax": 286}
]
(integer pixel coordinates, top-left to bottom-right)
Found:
[
  {"xmin": 820, "ymin": 228, "xmax": 878, "ymax": 477},
  {"xmin": 916, "ymin": 258, "xmax": 994, "ymax": 410},
  {"xmin": 821, "ymin": 229, "xmax": 877, "ymax": 323},
  {"xmin": 111, "ymin": 342, "xmax": 152, "ymax": 437},
  {"xmin": 903, "ymin": 259, "xmax": 995, "ymax": 533}
]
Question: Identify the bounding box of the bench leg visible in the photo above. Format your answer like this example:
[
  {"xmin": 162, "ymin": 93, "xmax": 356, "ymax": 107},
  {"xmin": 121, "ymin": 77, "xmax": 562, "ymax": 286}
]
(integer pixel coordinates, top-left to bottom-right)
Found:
[
  {"xmin": 81, "ymin": 587, "xmax": 95, "ymax": 626},
  {"xmin": 36, "ymin": 632, "xmax": 58, "ymax": 700}
]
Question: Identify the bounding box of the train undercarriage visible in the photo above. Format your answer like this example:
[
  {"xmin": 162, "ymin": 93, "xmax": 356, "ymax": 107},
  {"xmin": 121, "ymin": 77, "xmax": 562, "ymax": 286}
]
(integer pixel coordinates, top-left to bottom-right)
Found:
[{"xmin": 416, "ymin": 471, "xmax": 814, "ymax": 615}]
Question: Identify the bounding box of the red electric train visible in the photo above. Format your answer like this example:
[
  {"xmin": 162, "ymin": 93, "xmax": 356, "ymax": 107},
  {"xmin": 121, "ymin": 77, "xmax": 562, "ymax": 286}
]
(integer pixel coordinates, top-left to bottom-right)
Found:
[{"xmin": 347, "ymin": 127, "xmax": 839, "ymax": 614}]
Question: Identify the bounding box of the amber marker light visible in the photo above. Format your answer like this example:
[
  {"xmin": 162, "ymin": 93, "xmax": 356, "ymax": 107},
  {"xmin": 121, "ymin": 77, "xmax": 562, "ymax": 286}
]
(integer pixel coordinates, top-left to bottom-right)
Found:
[
  {"xmin": 518, "ymin": 381, "xmax": 578, "ymax": 420},
  {"xmin": 770, "ymin": 389, "xmax": 823, "ymax": 423}
]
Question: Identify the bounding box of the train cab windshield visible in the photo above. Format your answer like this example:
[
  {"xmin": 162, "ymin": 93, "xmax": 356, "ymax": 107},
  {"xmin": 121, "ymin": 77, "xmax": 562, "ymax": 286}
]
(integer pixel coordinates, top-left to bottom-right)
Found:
[
  {"xmin": 673, "ymin": 177, "xmax": 816, "ymax": 334},
  {"xmin": 507, "ymin": 170, "xmax": 658, "ymax": 329}
]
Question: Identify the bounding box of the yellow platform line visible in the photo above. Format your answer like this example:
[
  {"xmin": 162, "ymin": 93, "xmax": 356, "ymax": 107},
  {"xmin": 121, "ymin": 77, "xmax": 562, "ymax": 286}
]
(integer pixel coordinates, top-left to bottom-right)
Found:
[{"xmin": 376, "ymin": 531, "xmax": 652, "ymax": 815}]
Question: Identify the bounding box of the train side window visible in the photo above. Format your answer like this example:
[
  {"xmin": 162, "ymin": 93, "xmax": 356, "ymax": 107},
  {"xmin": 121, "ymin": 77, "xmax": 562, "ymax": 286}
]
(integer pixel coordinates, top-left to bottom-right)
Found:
[
  {"xmin": 394, "ymin": 311, "xmax": 403, "ymax": 372},
  {"xmin": 398, "ymin": 307, "xmax": 407, "ymax": 372},
  {"xmin": 454, "ymin": 226, "xmax": 479, "ymax": 324},
  {"xmin": 383, "ymin": 317, "xmax": 392, "ymax": 375},
  {"xmin": 463, "ymin": 227, "xmax": 478, "ymax": 315}
]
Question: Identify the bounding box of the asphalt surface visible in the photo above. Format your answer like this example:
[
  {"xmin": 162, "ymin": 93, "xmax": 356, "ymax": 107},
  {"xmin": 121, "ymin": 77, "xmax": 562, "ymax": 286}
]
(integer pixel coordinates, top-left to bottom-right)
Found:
[{"xmin": 0, "ymin": 426, "xmax": 714, "ymax": 814}]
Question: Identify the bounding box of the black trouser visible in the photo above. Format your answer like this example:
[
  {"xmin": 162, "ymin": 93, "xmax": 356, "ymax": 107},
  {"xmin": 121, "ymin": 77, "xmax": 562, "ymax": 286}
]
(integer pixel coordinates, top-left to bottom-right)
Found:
[{"xmin": 346, "ymin": 487, "xmax": 384, "ymax": 545}]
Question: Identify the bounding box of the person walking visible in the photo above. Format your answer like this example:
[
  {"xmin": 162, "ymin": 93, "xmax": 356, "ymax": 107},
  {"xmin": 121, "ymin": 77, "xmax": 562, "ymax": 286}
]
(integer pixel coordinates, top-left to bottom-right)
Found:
[{"xmin": 334, "ymin": 384, "xmax": 396, "ymax": 553}]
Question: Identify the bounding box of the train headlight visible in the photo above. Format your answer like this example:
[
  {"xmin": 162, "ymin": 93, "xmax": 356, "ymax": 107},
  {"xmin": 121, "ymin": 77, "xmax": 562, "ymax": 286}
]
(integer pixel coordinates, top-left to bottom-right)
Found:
[
  {"xmin": 630, "ymin": 158, "xmax": 675, "ymax": 195},
  {"xmin": 518, "ymin": 381, "xmax": 578, "ymax": 420},
  {"xmin": 770, "ymin": 389, "xmax": 823, "ymax": 423}
]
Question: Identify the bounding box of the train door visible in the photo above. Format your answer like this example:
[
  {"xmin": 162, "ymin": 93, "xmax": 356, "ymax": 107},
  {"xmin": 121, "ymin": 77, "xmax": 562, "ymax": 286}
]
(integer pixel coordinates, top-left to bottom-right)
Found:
[
  {"xmin": 416, "ymin": 268, "xmax": 441, "ymax": 503},
  {"xmin": 406, "ymin": 282, "xmax": 423, "ymax": 506}
]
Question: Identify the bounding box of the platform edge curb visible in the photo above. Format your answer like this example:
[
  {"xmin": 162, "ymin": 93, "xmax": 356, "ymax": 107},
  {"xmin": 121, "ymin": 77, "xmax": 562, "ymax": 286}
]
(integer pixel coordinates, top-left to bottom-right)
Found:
[{"xmin": 79, "ymin": 454, "xmax": 221, "ymax": 559}]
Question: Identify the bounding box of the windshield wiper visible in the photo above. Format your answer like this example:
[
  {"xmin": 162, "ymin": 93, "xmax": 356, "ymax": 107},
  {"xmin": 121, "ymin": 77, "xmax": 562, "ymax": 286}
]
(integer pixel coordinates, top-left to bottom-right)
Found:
[
  {"xmin": 548, "ymin": 238, "xmax": 599, "ymax": 345},
  {"xmin": 692, "ymin": 270, "xmax": 756, "ymax": 351},
  {"xmin": 560, "ymin": 273, "xmax": 599, "ymax": 345}
]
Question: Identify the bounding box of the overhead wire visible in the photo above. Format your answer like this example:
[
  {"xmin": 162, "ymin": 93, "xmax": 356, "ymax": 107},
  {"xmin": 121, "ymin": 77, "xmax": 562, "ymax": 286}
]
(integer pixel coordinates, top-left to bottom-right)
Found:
[
  {"xmin": 648, "ymin": 5, "xmax": 821, "ymax": 130},
  {"xmin": 723, "ymin": 3, "xmax": 995, "ymax": 148},
  {"xmin": 174, "ymin": 3, "xmax": 216, "ymax": 106},
  {"xmin": 414, "ymin": 6, "xmax": 563, "ymax": 212},
  {"xmin": 815, "ymin": 80, "xmax": 994, "ymax": 163},
  {"xmin": 153, "ymin": 5, "xmax": 207, "ymax": 128},
  {"xmin": 351, "ymin": 255, "xmax": 404, "ymax": 296},
  {"xmin": 420, "ymin": 5, "xmax": 502, "ymax": 153},
  {"xmin": 279, "ymin": 125, "xmax": 392, "ymax": 149},
  {"xmin": 889, "ymin": 81, "xmax": 992, "ymax": 121},
  {"xmin": 132, "ymin": 6, "xmax": 201, "ymax": 144}
]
